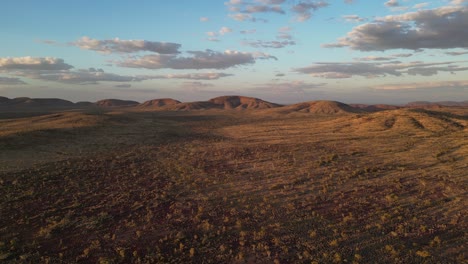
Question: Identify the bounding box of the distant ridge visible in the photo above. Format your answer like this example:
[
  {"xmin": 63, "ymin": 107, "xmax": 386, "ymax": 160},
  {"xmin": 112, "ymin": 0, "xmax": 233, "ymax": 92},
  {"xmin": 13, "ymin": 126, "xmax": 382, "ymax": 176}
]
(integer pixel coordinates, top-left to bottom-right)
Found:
[
  {"xmin": 406, "ymin": 101, "xmax": 468, "ymax": 108},
  {"xmin": 272, "ymin": 100, "xmax": 361, "ymax": 114},
  {"xmin": 139, "ymin": 98, "xmax": 181, "ymax": 108},
  {"xmin": 351, "ymin": 104, "xmax": 401, "ymax": 112},
  {"xmin": 95, "ymin": 99, "xmax": 139, "ymax": 107},
  {"xmin": 208, "ymin": 96, "xmax": 281, "ymax": 110},
  {"xmin": 0, "ymin": 96, "xmax": 467, "ymax": 113},
  {"xmin": 0, "ymin": 97, "xmax": 75, "ymax": 108},
  {"xmin": 161, "ymin": 96, "xmax": 281, "ymax": 111}
]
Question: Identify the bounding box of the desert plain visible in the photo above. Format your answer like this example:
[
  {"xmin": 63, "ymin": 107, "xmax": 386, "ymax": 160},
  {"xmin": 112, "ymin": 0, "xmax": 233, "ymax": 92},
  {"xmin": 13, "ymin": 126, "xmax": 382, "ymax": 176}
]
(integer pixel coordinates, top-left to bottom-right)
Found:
[{"xmin": 0, "ymin": 96, "xmax": 466, "ymax": 263}]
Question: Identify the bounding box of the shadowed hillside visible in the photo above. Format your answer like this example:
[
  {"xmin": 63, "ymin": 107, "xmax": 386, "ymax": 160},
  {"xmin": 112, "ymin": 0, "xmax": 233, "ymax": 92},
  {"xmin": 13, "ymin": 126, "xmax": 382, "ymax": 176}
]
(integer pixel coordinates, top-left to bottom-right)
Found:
[
  {"xmin": 265, "ymin": 100, "xmax": 361, "ymax": 115},
  {"xmin": 96, "ymin": 99, "xmax": 139, "ymax": 107},
  {"xmin": 138, "ymin": 98, "xmax": 181, "ymax": 108}
]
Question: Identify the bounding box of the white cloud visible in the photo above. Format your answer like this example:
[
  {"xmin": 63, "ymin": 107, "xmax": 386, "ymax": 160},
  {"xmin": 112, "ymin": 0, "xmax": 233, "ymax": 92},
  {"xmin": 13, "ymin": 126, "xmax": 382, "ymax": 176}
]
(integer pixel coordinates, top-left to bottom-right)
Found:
[
  {"xmin": 294, "ymin": 60, "xmax": 468, "ymax": 78},
  {"xmin": 71, "ymin": 36, "xmax": 181, "ymax": 54},
  {"xmin": 324, "ymin": 6, "xmax": 468, "ymax": 51},
  {"xmin": 413, "ymin": 3, "xmax": 429, "ymax": 10},
  {"xmin": 219, "ymin": 26, "xmax": 233, "ymax": 35},
  {"xmin": 117, "ymin": 50, "xmax": 276, "ymax": 70},
  {"xmin": 0, "ymin": 57, "xmax": 73, "ymax": 71},
  {"xmin": 200, "ymin": 17, "xmax": 209, "ymax": 22},
  {"xmin": 385, "ymin": 0, "xmax": 399, "ymax": 7},
  {"xmin": 15, "ymin": 68, "xmax": 136, "ymax": 85}
]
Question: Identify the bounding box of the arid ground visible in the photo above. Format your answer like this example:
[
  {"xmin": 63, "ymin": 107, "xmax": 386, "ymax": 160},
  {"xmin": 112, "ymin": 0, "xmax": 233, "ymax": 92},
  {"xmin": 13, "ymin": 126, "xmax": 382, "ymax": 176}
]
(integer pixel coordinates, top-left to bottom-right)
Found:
[{"xmin": 0, "ymin": 98, "xmax": 466, "ymax": 263}]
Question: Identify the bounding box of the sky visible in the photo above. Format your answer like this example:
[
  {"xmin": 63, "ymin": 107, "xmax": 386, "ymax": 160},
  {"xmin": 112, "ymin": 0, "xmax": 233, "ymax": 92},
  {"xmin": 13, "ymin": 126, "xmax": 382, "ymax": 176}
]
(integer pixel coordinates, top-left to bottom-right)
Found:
[{"xmin": 0, "ymin": 0, "xmax": 467, "ymax": 104}]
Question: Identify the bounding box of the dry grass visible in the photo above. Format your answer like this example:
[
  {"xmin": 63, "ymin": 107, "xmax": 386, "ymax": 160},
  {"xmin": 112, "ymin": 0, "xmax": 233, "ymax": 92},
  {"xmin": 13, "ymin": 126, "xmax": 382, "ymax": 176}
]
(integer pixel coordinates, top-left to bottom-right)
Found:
[{"xmin": 0, "ymin": 107, "xmax": 466, "ymax": 263}]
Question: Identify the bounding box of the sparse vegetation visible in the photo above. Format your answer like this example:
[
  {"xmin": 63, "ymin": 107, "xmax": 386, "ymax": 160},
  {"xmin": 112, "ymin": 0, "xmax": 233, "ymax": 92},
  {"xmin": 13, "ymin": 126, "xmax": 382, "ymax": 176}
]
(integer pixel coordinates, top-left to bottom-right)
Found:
[{"xmin": 0, "ymin": 106, "xmax": 466, "ymax": 263}]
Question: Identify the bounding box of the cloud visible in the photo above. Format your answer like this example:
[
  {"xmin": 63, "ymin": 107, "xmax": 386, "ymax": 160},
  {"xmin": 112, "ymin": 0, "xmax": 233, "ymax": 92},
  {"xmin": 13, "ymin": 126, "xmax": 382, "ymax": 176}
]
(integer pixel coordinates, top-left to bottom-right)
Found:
[
  {"xmin": 277, "ymin": 26, "xmax": 293, "ymax": 39},
  {"xmin": 71, "ymin": 36, "xmax": 181, "ymax": 54},
  {"xmin": 240, "ymin": 29, "xmax": 257, "ymax": 34},
  {"xmin": 342, "ymin": 15, "xmax": 366, "ymax": 23},
  {"xmin": 0, "ymin": 57, "xmax": 73, "ymax": 71},
  {"xmin": 0, "ymin": 76, "xmax": 27, "ymax": 85},
  {"xmin": 385, "ymin": 0, "xmax": 399, "ymax": 7},
  {"xmin": 15, "ymin": 68, "xmax": 136, "ymax": 85},
  {"xmin": 219, "ymin": 26, "xmax": 233, "ymax": 35},
  {"xmin": 243, "ymin": 4, "xmax": 285, "ymax": 14},
  {"xmin": 291, "ymin": 1, "xmax": 329, "ymax": 21},
  {"xmin": 392, "ymin": 53, "xmax": 413, "ymax": 58},
  {"xmin": 354, "ymin": 53, "xmax": 413, "ymax": 61},
  {"xmin": 323, "ymin": 6, "xmax": 468, "ymax": 51},
  {"xmin": 141, "ymin": 72, "xmax": 233, "ymax": 80},
  {"xmin": 243, "ymin": 40, "xmax": 296, "ymax": 48},
  {"xmin": 114, "ymin": 84, "xmax": 132, "ymax": 88},
  {"xmin": 117, "ymin": 49, "xmax": 276, "ymax": 70},
  {"xmin": 257, "ymin": 0, "xmax": 286, "ymax": 4},
  {"xmin": 354, "ymin": 56, "xmax": 394, "ymax": 61},
  {"xmin": 181, "ymin": 81, "xmax": 214, "ymax": 90},
  {"xmin": 200, "ymin": 17, "xmax": 209, "ymax": 22},
  {"xmin": 375, "ymin": 80, "xmax": 468, "ymax": 90},
  {"xmin": 445, "ymin": 50, "xmax": 468, "ymax": 55},
  {"xmin": 344, "ymin": 0, "xmax": 355, "ymax": 4},
  {"xmin": 264, "ymin": 80, "xmax": 326, "ymax": 90},
  {"xmin": 293, "ymin": 60, "xmax": 468, "ymax": 78},
  {"xmin": 228, "ymin": 13, "xmax": 268, "ymax": 22},
  {"xmin": 413, "ymin": 3, "xmax": 429, "ymax": 10},
  {"xmin": 451, "ymin": 0, "xmax": 468, "ymax": 5}
]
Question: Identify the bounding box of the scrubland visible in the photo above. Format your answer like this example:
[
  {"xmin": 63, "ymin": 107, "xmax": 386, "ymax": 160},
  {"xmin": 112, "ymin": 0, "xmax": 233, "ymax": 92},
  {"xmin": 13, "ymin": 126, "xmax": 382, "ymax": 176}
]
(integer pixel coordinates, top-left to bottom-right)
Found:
[{"xmin": 0, "ymin": 106, "xmax": 466, "ymax": 263}]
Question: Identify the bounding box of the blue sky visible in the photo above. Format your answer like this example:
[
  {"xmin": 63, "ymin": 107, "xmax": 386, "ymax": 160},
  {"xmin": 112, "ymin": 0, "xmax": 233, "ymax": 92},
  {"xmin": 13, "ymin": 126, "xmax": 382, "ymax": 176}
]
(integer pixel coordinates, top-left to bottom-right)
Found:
[{"xmin": 0, "ymin": 0, "xmax": 467, "ymax": 104}]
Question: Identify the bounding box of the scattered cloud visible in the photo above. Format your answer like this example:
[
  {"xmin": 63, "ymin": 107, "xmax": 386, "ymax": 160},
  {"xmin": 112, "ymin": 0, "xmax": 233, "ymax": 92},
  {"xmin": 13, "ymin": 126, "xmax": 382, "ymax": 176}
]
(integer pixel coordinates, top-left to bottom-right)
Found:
[
  {"xmin": 342, "ymin": 15, "xmax": 366, "ymax": 23},
  {"xmin": 392, "ymin": 53, "xmax": 413, "ymax": 58},
  {"xmin": 413, "ymin": 3, "xmax": 429, "ymax": 10},
  {"xmin": 263, "ymin": 80, "xmax": 326, "ymax": 90},
  {"xmin": 291, "ymin": 1, "xmax": 329, "ymax": 22},
  {"xmin": 277, "ymin": 26, "xmax": 293, "ymax": 39},
  {"xmin": 450, "ymin": 0, "xmax": 468, "ymax": 5},
  {"xmin": 294, "ymin": 60, "xmax": 468, "ymax": 78},
  {"xmin": 240, "ymin": 29, "xmax": 257, "ymax": 34},
  {"xmin": 14, "ymin": 68, "xmax": 136, "ymax": 85},
  {"xmin": 354, "ymin": 53, "xmax": 413, "ymax": 61},
  {"xmin": 324, "ymin": 6, "xmax": 468, "ymax": 51},
  {"xmin": 117, "ymin": 49, "xmax": 276, "ymax": 70},
  {"xmin": 445, "ymin": 50, "xmax": 468, "ymax": 56},
  {"xmin": 114, "ymin": 84, "xmax": 132, "ymax": 88},
  {"xmin": 219, "ymin": 26, "xmax": 233, "ymax": 35},
  {"xmin": 243, "ymin": 4, "xmax": 285, "ymax": 14},
  {"xmin": 181, "ymin": 81, "xmax": 214, "ymax": 90},
  {"xmin": 200, "ymin": 17, "xmax": 209, "ymax": 22},
  {"xmin": 385, "ymin": 0, "xmax": 399, "ymax": 7},
  {"xmin": 243, "ymin": 40, "xmax": 296, "ymax": 48},
  {"xmin": 71, "ymin": 36, "xmax": 181, "ymax": 54},
  {"xmin": 141, "ymin": 72, "xmax": 233, "ymax": 80},
  {"xmin": 354, "ymin": 56, "xmax": 394, "ymax": 61},
  {"xmin": 0, "ymin": 57, "xmax": 73, "ymax": 71},
  {"xmin": 375, "ymin": 80, "xmax": 468, "ymax": 90},
  {"xmin": 0, "ymin": 76, "xmax": 27, "ymax": 85}
]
